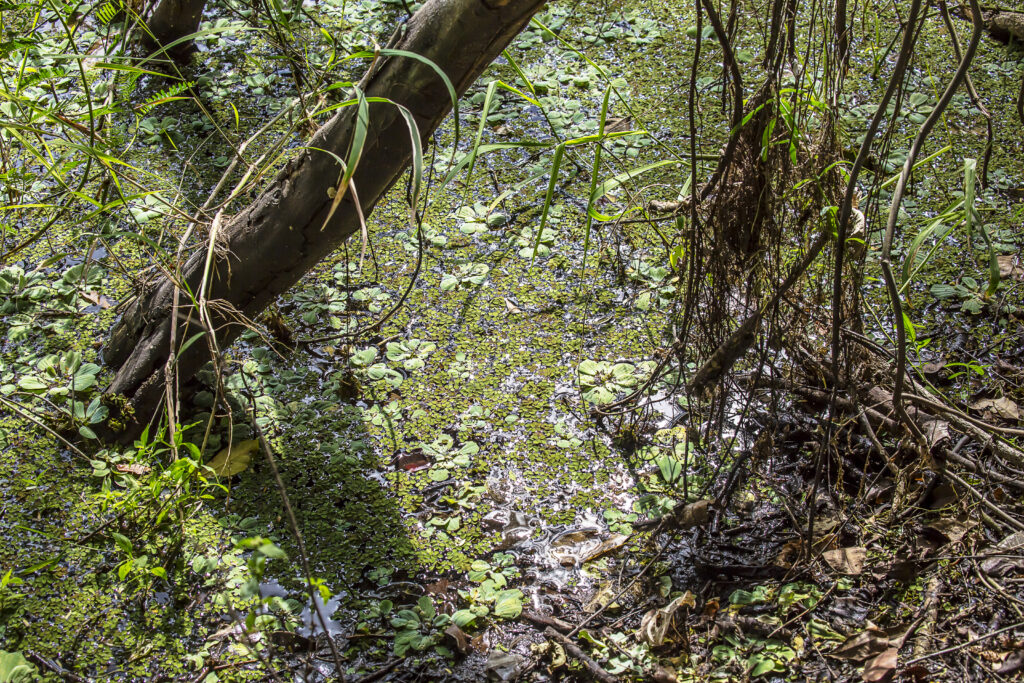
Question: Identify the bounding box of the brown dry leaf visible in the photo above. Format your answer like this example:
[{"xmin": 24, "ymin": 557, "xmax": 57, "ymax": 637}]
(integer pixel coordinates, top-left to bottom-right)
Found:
[
  {"xmin": 981, "ymin": 531, "xmax": 1024, "ymax": 576},
  {"xmin": 206, "ymin": 439, "xmax": 259, "ymax": 477},
  {"xmin": 919, "ymin": 419, "xmax": 950, "ymax": 450},
  {"xmin": 970, "ymin": 397, "xmax": 1020, "ymax": 422},
  {"xmin": 830, "ymin": 629, "xmax": 891, "ymax": 662},
  {"xmin": 444, "ymin": 624, "xmax": 472, "ymax": 655},
  {"xmin": 926, "ymin": 516, "xmax": 974, "ymax": 545},
  {"xmin": 901, "ymin": 664, "xmax": 931, "ymax": 682},
  {"xmin": 652, "ymin": 664, "xmax": 678, "ymax": 683},
  {"xmin": 775, "ymin": 539, "xmax": 803, "ymax": 568},
  {"xmin": 997, "ymin": 254, "xmax": 1024, "ymax": 280},
  {"xmin": 862, "ymin": 647, "xmax": 898, "ymax": 682},
  {"xmin": 269, "ymin": 630, "xmax": 313, "ymax": 651},
  {"xmin": 823, "ymin": 546, "xmax": 867, "ymax": 575},
  {"xmin": 584, "ymin": 581, "xmax": 618, "ymax": 613},
  {"xmin": 997, "ymin": 650, "xmax": 1024, "ymax": 675},
  {"xmin": 638, "ymin": 591, "xmax": 696, "ymax": 647},
  {"xmin": 674, "ymin": 499, "xmax": 711, "ymax": 529},
  {"xmin": 580, "ymin": 533, "xmax": 628, "ymax": 564},
  {"xmin": 549, "ymin": 527, "xmax": 602, "ymax": 566},
  {"xmin": 81, "ymin": 291, "xmax": 112, "ymax": 309},
  {"xmin": 115, "ymin": 463, "xmax": 151, "ymax": 476},
  {"xmin": 699, "ymin": 597, "xmax": 720, "ymax": 623}
]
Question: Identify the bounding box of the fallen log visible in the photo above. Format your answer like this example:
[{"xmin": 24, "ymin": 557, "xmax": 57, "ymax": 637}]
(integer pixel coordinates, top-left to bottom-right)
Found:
[{"xmin": 102, "ymin": 0, "xmax": 546, "ymax": 439}]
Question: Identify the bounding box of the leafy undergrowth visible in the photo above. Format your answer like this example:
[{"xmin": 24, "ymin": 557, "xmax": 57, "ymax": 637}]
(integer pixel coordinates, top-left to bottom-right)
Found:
[{"xmin": 3, "ymin": 0, "xmax": 1024, "ymax": 680}]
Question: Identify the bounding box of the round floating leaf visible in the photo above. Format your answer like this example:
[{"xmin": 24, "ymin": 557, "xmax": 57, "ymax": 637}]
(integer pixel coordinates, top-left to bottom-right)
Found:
[
  {"xmin": 207, "ymin": 439, "xmax": 259, "ymax": 477},
  {"xmin": 17, "ymin": 376, "xmax": 48, "ymax": 393},
  {"xmin": 493, "ymin": 589, "xmax": 524, "ymax": 619}
]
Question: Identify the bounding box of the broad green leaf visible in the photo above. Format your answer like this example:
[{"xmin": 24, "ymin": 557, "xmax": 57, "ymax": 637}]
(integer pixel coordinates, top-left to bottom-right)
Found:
[
  {"xmin": 0, "ymin": 650, "xmax": 36, "ymax": 683},
  {"xmin": 493, "ymin": 589, "xmax": 524, "ymax": 619},
  {"xmin": 206, "ymin": 439, "xmax": 259, "ymax": 477},
  {"xmin": 452, "ymin": 609, "xmax": 477, "ymax": 628},
  {"xmin": 258, "ymin": 542, "xmax": 287, "ymax": 559},
  {"xmin": 17, "ymin": 376, "xmax": 48, "ymax": 392}
]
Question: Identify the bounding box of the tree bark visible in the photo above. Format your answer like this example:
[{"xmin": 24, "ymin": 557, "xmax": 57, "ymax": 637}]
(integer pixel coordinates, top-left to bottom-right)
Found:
[
  {"xmin": 104, "ymin": 0, "xmax": 546, "ymax": 439},
  {"xmin": 140, "ymin": 0, "xmax": 207, "ymax": 59}
]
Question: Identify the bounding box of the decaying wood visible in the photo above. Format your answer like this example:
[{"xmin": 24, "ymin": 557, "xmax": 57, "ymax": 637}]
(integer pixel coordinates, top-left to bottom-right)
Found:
[
  {"xmin": 980, "ymin": 8, "xmax": 1024, "ymax": 42},
  {"xmin": 103, "ymin": 0, "xmax": 546, "ymax": 439}
]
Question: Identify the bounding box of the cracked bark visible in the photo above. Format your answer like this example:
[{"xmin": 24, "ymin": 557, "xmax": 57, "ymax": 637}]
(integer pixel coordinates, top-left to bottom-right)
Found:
[{"xmin": 104, "ymin": 0, "xmax": 546, "ymax": 439}]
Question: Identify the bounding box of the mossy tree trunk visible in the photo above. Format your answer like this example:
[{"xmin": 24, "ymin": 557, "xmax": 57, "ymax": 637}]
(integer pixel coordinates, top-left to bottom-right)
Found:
[{"xmin": 104, "ymin": 0, "xmax": 547, "ymax": 439}]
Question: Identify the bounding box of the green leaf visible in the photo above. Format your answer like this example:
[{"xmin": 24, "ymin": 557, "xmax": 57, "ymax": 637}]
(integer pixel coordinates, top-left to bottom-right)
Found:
[
  {"xmin": 806, "ymin": 618, "xmax": 844, "ymax": 641},
  {"xmin": 391, "ymin": 609, "xmax": 420, "ymax": 629},
  {"xmin": 0, "ymin": 651, "xmax": 36, "ymax": 683},
  {"xmin": 611, "ymin": 363, "xmax": 637, "ymax": 382},
  {"xmin": 258, "ymin": 542, "xmax": 287, "ymax": 559},
  {"xmin": 111, "ymin": 532, "xmax": 133, "ymax": 556},
  {"xmin": 16, "ymin": 376, "xmax": 48, "ymax": 392},
  {"xmin": 583, "ymin": 387, "xmax": 615, "ymax": 404},
  {"xmin": 929, "ymin": 283, "xmax": 957, "ymax": 300},
  {"xmin": 452, "ymin": 609, "xmax": 477, "ymax": 628},
  {"xmin": 748, "ymin": 655, "xmax": 778, "ymax": 677},
  {"xmin": 531, "ymin": 143, "xmax": 565, "ymax": 264},
  {"xmin": 393, "ymin": 628, "xmax": 419, "ymax": 656},
  {"xmin": 350, "ymin": 348, "xmax": 378, "ymax": 366},
  {"xmin": 493, "ymin": 589, "xmax": 524, "ymax": 619},
  {"xmin": 206, "ymin": 439, "xmax": 259, "ymax": 477},
  {"xmin": 729, "ymin": 589, "xmax": 760, "ymax": 605},
  {"xmin": 118, "ymin": 561, "xmax": 132, "ymax": 580},
  {"xmin": 962, "ymin": 298, "xmax": 983, "ymax": 314},
  {"xmin": 418, "ymin": 595, "xmax": 436, "ymax": 621},
  {"xmin": 656, "ymin": 455, "xmax": 682, "ymax": 483}
]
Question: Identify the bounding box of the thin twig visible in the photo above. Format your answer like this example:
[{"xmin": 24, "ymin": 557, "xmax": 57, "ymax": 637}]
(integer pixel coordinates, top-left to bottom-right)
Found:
[
  {"xmin": 905, "ymin": 620, "xmax": 1024, "ymax": 665},
  {"xmin": 543, "ymin": 627, "xmax": 617, "ymax": 683}
]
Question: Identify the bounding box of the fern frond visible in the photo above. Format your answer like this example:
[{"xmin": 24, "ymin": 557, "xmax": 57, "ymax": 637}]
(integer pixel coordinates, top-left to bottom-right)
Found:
[
  {"xmin": 95, "ymin": 1, "xmax": 122, "ymax": 25},
  {"xmin": 137, "ymin": 81, "xmax": 194, "ymax": 115}
]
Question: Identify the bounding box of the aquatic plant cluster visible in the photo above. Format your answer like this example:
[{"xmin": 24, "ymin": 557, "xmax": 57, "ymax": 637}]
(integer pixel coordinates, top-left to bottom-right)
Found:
[{"xmin": 1, "ymin": 0, "xmax": 1024, "ymax": 679}]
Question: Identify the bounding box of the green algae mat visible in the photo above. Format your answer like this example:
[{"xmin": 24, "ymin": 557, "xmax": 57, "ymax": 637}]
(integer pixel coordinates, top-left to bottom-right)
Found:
[{"xmin": 4, "ymin": 0, "xmax": 1024, "ymax": 680}]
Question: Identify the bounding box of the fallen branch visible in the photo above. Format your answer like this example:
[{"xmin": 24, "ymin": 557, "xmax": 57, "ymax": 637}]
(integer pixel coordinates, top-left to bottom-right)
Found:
[
  {"xmin": 543, "ymin": 626, "xmax": 618, "ymax": 683},
  {"xmin": 905, "ymin": 619, "xmax": 1024, "ymax": 665}
]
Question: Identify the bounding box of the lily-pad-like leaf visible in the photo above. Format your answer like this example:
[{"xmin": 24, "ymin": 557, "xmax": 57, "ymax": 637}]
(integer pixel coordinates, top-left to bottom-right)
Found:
[
  {"xmin": 207, "ymin": 439, "xmax": 259, "ymax": 477},
  {"xmin": 0, "ymin": 650, "xmax": 36, "ymax": 683},
  {"xmin": 350, "ymin": 347, "xmax": 378, "ymax": 367},
  {"xmin": 493, "ymin": 589, "xmax": 524, "ymax": 619},
  {"xmin": 16, "ymin": 376, "xmax": 48, "ymax": 392}
]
